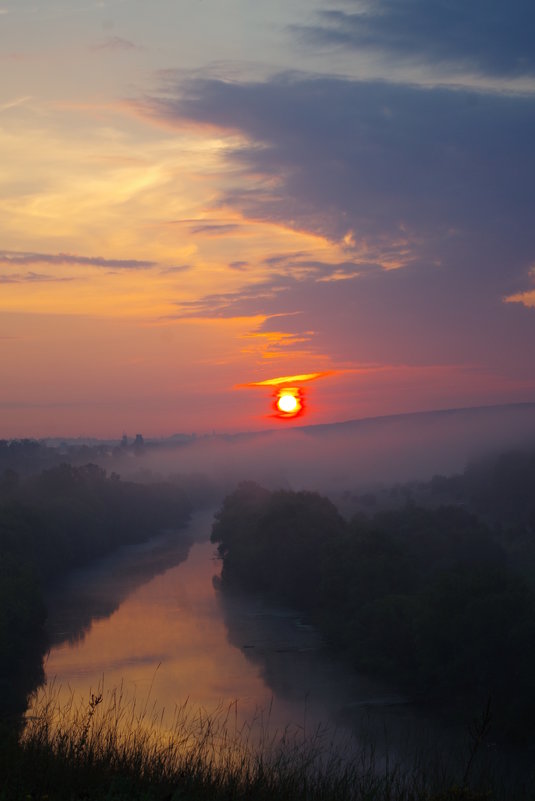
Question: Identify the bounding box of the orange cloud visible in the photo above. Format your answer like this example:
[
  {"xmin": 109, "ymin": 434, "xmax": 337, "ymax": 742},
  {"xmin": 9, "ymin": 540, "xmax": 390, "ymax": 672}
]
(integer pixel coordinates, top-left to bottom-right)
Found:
[{"xmin": 243, "ymin": 371, "xmax": 334, "ymax": 387}]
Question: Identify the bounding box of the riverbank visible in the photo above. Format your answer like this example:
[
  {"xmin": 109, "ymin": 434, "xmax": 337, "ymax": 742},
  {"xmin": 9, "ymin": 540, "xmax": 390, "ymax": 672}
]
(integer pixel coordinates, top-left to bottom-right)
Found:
[
  {"xmin": 1, "ymin": 684, "xmax": 510, "ymax": 801},
  {"xmin": 0, "ymin": 464, "xmax": 193, "ymax": 718},
  {"xmin": 211, "ymin": 482, "xmax": 535, "ymax": 747}
]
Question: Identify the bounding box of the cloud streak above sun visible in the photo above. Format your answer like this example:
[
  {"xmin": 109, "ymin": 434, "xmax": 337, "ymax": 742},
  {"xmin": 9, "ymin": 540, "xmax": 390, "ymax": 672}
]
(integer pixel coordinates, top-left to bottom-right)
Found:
[
  {"xmin": 1, "ymin": 0, "xmax": 534, "ymax": 436},
  {"xmin": 243, "ymin": 372, "xmax": 334, "ymax": 387}
]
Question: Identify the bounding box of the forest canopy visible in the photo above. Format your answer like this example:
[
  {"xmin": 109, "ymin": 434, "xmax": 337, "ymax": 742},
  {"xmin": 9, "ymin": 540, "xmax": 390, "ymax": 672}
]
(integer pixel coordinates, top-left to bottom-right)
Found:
[{"xmin": 211, "ymin": 472, "xmax": 535, "ymax": 743}]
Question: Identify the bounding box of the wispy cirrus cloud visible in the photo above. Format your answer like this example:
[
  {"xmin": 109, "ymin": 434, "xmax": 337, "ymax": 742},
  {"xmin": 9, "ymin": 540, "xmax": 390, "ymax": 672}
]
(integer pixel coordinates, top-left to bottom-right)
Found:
[
  {"xmin": 190, "ymin": 223, "xmax": 242, "ymax": 236},
  {"xmin": 169, "ymin": 276, "xmax": 291, "ymax": 319},
  {"xmin": 0, "ymin": 250, "xmax": 157, "ymax": 270},
  {"xmin": 159, "ymin": 264, "xmax": 192, "ymax": 275},
  {"xmin": 174, "ymin": 255, "xmax": 535, "ymax": 383},
  {"xmin": 90, "ymin": 36, "xmax": 141, "ymax": 52},
  {"xmin": 0, "ymin": 95, "xmax": 31, "ymax": 112},
  {"xmin": 0, "ymin": 272, "xmax": 74, "ymax": 284},
  {"xmin": 164, "ymin": 218, "xmax": 246, "ymax": 238},
  {"xmin": 168, "ymin": 255, "xmax": 375, "ymax": 320}
]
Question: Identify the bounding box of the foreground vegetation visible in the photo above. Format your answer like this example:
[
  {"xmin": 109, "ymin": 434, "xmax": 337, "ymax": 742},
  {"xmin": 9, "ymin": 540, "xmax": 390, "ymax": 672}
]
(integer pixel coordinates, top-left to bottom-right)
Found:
[{"xmin": 0, "ymin": 684, "xmax": 517, "ymax": 800}]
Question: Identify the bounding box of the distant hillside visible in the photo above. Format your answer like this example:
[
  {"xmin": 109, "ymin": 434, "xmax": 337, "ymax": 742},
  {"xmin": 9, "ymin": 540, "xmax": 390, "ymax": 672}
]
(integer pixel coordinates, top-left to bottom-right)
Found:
[
  {"xmin": 154, "ymin": 401, "xmax": 535, "ymax": 491},
  {"xmin": 161, "ymin": 400, "xmax": 535, "ymax": 446},
  {"xmin": 4, "ymin": 401, "xmax": 535, "ymax": 491},
  {"xmin": 298, "ymin": 401, "xmax": 535, "ymax": 437}
]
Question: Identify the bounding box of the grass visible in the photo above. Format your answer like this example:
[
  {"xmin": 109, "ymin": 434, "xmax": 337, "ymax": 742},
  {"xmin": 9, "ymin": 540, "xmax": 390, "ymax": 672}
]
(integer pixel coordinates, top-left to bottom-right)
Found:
[{"xmin": 0, "ymin": 682, "xmax": 530, "ymax": 801}]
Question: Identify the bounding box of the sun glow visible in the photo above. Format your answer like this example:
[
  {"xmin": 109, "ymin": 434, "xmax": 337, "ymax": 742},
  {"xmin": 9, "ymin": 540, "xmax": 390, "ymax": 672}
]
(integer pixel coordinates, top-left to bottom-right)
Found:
[
  {"xmin": 277, "ymin": 393, "xmax": 298, "ymax": 413},
  {"xmin": 275, "ymin": 387, "xmax": 303, "ymax": 419}
]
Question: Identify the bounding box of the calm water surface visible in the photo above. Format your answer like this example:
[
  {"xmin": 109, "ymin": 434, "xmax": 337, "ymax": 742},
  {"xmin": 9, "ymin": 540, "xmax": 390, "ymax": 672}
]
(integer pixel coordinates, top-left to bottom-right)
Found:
[{"xmin": 31, "ymin": 510, "xmax": 484, "ymax": 774}]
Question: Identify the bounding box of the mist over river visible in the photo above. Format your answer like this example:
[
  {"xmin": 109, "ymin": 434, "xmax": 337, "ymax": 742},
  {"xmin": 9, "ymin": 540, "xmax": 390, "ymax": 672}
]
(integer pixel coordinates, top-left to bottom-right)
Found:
[{"xmin": 30, "ymin": 510, "xmax": 519, "ymax": 783}]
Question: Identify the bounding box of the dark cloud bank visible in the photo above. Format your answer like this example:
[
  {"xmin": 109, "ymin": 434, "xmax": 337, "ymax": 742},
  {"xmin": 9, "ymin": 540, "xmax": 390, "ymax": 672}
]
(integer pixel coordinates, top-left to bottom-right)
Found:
[
  {"xmin": 154, "ymin": 74, "xmax": 535, "ymax": 273},
  {"xmin": 147, "ymin": 70, "xmax": 535, "ymax": 379},
  {"xmin": 296, "ymin": 0, "xmax": 535, "ymax": 77}
]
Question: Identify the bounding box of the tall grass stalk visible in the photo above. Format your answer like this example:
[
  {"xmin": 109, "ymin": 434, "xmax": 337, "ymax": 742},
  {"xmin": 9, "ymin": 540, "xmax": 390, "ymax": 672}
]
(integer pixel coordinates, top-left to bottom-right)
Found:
[{"xmin": 0, "ymin": 682, "xmax": 522, "ymax": 800}]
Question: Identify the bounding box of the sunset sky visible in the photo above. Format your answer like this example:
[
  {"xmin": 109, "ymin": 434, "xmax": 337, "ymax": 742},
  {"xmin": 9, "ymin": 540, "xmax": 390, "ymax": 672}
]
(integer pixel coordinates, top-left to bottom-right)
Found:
[{"xmin": 2, "ymin": 0, "xmax": 535, "ymax": 438}]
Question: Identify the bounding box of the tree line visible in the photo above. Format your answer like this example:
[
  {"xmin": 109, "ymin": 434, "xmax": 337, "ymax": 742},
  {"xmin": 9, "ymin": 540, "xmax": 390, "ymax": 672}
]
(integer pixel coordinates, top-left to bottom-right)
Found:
[
  {"xmin": 211, "ymin": 466, "xmax": 535, "ymax": 744},
  {"xmin": 0, "ymin": 463, "xmax": 192, "ymax": 719}
]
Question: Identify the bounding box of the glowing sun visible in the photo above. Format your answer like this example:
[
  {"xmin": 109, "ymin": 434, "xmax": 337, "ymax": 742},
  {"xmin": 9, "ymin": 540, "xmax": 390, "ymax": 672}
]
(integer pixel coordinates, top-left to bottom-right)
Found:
[{"xmin": 275, "ymin": 388, "xmax": 303, "ymax": 418}]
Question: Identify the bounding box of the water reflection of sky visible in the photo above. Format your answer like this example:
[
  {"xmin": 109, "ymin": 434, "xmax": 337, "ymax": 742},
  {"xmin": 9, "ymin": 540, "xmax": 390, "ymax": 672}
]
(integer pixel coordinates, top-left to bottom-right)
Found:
[
  {"xmin": 40, "ymin": 519, "xmax": 328, "ymax": 737},
  {"xmin": 34, "ymin": 513, "xmax": 462, "ymax": 771},
  {"xmin": 28, "ymin": 511, "xmax": 530, "ymax": 789}
]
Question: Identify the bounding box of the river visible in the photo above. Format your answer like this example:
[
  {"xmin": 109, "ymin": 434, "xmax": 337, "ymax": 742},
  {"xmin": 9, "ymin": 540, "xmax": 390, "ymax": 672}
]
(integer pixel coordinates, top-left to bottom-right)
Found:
[{"xmin": 28, "ymin": 509, "xmax": 519, "ymax": 785}]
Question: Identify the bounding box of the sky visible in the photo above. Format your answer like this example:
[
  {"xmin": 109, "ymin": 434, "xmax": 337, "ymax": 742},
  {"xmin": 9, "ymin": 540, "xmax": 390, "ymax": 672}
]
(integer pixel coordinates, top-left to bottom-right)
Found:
[{"xmin": 1, "ymin": 0, "xmax": 535, "ymax": 438}]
